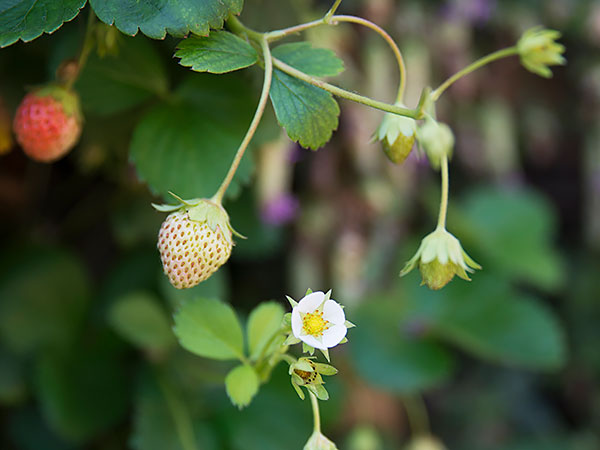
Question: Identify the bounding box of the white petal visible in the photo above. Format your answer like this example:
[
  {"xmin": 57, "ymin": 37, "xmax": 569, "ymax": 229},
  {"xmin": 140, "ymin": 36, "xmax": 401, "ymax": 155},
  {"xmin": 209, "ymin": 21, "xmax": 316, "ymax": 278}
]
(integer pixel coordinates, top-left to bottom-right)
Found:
[
  {"xmin": 300, "ymin": 334, "xmax": 327, "ymax": 350},
  {"xmin": 322, "ymin": 324, "xmax": 347, "ymax": 348},
  {"xmin": 437, "ymin": 238, "xmax": 449, "ymax": 264},
  {"xmin": 322, "ymin": 300, "xmax": 345, "ymax": 325},
  {"xmin": 291, "ymin": 309, "xmax": 303, "ymax": 339},
  {"xmin": 296, "ymin": 291, "xmax": 325, "ymax": 313},
  {"xmin": 421, "ymin": 239, "xmax": 437, "ymax": 263}
]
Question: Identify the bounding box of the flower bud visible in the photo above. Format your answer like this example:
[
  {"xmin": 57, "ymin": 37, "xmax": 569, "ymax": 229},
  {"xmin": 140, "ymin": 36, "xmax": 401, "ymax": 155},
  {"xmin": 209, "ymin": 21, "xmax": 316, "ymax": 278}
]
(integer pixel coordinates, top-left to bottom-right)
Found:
[
  {"xmin": 290, "ymin": 357, "xmax": 337, "ymax": 401},
  {"xmin": 374, "ymin": 103, "xmax": 416, "ymax": 164},
  {"xmin": 400, "ymin": 227, "xmax": 481, "ymax": 290},
  {"xmin": 405, "ymin": 435, "xmax": 447, "ymax": 450},
  {"xmin": 416, "ymin": 118, "xmax": 454, "ymax": 170},
  {"xmin": 517, "ymin": 27, "xmax": 566, "ymax": 78},
  {"xmin": 304, "ymin": 431, "xmax": 338, "ymax": 450}
]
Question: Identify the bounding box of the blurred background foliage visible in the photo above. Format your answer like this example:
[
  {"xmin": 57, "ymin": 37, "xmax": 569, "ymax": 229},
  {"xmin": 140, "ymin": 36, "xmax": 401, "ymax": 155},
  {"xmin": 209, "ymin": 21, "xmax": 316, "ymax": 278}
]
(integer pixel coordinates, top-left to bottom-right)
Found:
[{"xmin": 0, "ymin": 0, "xmax": 599, "ymax": 449}]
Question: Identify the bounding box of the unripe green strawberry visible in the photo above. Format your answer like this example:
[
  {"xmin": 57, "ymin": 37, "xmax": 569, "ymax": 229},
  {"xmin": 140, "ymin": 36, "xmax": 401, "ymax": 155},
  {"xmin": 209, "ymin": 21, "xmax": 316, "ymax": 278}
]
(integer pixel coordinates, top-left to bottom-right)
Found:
[
  {"xmin": 374, "ymin": 102, "xmax": 416, "ymax": 164},
  {"xmin": 156, "ymin": 198, "xmax": 239, "ymax": 289},
  {"xmin": 13, "ymin": 85, "xmax": 82, "ymax": 163}
]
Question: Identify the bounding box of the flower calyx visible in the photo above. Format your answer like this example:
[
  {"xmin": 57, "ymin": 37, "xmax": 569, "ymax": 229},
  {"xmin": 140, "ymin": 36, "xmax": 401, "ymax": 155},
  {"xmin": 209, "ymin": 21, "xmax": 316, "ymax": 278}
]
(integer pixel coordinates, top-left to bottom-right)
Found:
[
  {"xmin": 517, "ymin": 27, "xmax": 566, "ymax": 78},
  {"xmin": 290, "ymin": 357, "xmax": 337, "ymax": 401},
  {"xmin": 416, "ymin": 117, "xmax": 454, "ymax": 170},
  {"xmin": 400, "ymin": 227, "xmax": 481, "ymax": 290},
  {"xmin": 152, "ymin": 192, "xmax": 244, "ymax": 245},
  {"xmin": 374, "ymin": 102, "xmax": 417, "ymax": 164},
  {"xmin": 304, "ymin": 430, "xmax": 338, "ymax": 450}
]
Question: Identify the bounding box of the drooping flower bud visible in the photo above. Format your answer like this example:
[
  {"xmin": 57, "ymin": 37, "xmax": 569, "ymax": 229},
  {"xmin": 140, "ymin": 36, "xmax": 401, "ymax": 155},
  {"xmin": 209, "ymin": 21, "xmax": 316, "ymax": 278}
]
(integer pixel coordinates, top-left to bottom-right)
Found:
[
  {"xmin": 304, "ymin": 430, "xmax": 338, "ymax": 450},
  {"xmin": 517, "ymin": 27, "xmax": 566, "ymax": 78},
  {"xmin": 374, "ymin": 103, "xmax": 416, "ymax": 164},
  {"xmin": 416, "ymin": 118, "xmax": 454, "ymax": 170},
  {"xmin": 400, "ymin": 227, "xmax": 481, "ymax": 290}
]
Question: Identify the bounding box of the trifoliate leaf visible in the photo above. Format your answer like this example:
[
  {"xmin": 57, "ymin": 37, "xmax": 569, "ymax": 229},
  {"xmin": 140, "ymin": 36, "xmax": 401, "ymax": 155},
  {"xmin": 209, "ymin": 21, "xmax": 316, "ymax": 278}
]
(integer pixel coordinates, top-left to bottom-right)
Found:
[
  {"xmin": 0, "ymin": 0, "xmax": 86, "ymax": 48},
  {"xmin": 269, "ymin": 42, "xmax": 344, "ymax": 150},
  {"xmin": 225, "ymin": 364, "xmax": 259, "ymax": 409},
  {"xmin": 247, "ymin": 302, "xmax": 285, "ymax": 361},
  {"xmin": 173, "ymin": 298, "xmax": 244, "ymax": 361},
  {"xmin": 89, "ymin": 0, "xmax": 243, "ymax": 39},
  {"xmin": 130, "ymin": 74, "xmax": 255, "ymax": 200},
  {"xmin": 176, "ymin": 31, "xmax": 258, "ymax": 74}
]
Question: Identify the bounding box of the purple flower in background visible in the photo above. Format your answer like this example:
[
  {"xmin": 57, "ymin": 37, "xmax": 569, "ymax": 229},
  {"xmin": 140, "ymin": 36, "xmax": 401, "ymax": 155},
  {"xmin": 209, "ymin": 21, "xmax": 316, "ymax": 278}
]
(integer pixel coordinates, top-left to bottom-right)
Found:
[
  {"xmin": 261, "ymin": 193, "xmax": 299, "ymax": 226},
  {"xmin": 442, "ymin": 0, "xmax": 495, "ymax": 25}
]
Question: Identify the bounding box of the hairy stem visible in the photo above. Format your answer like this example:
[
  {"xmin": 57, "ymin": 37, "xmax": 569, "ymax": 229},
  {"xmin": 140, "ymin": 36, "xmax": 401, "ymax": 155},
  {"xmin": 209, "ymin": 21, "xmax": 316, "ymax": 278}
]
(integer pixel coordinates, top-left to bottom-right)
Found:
[
  {"xmin": 332, "ymin": 15, "xmax": 407, "ymax": 101},
  {"xmin": 309, "ymin": 391, "xmax": 322, "ymax": 433},
  {"xmin": 213, "ymin": 37, "xmax": 273, "ymax": 204},
  {"xmin": 437, "ymin": 154, "xmax": 449, "ymax": 230},
  {"xmin": 65, "ymin": 8, "xmax": 96, "ymax": 89},
  {"xmin": 431, "ymin": 47, "xmax": 518, "ymax": 101},
  {"xmin": 272, "ymin": 57, "xmax": 420, "ymax": 119}
]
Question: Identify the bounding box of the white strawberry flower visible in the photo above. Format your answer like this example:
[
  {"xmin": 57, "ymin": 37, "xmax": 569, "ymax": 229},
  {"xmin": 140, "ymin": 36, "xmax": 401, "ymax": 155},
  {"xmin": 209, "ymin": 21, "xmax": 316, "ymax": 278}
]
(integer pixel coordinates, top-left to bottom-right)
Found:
[{"xmin": 290, "ymin": 291, "xmax": 348, "ymax": 351}]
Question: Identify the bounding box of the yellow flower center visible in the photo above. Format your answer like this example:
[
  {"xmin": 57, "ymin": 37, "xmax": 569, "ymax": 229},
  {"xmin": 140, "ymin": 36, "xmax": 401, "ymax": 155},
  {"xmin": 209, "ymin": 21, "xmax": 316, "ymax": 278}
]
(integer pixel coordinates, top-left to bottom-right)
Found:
[{"xmin": 302, "ymin": 310, "xmax": 330, "ymax": 337}]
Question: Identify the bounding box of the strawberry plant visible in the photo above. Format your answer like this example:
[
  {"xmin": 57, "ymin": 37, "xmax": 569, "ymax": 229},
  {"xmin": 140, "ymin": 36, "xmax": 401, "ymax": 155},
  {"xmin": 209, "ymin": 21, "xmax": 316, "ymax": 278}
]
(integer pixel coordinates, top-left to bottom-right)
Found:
[{"xmin": 0, "ymin": 1, "xmax": 586, "ymax": 449}]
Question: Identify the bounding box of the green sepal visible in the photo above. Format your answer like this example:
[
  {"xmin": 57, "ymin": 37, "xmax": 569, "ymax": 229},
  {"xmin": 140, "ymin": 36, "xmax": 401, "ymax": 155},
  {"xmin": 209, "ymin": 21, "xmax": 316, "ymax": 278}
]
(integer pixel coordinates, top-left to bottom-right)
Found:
[
  {"xmin": 286, "ymin": 295, "xmax": 298, "ymax": 308},
  {"xmin": 302, "ymin": 342, "xmax": 315, "ymax": 355},
  {"xmin": 338, "ymin": 337, "xmax": 348, "ymax": 344},
  {"xmin": 151, "ymin": 203, "xmax": 182, "ymax": 213},
  {"xmin": 282, "ymin": 312, "xmax": 292, "ymax": 326},
  {"xmin": 308, "ymin": 384, "xmax": 329, "ymax": 401},
  {"xmin": 291, "ymin": 378, "xmax": 305, "ymax": 400},
  {"xmin": 323, "ymin": 289, "xmax": 332, "ymax": 302},
  {"xmin": 304, "ymin": 288, "xmax": 313, "ymax": 296},
  {"xmin": 319, "ymin": 347, "xmax": 330, "ymax": 363},
  {"xmin": 294, "ymin": 359, "xmax": 314, "ymax": 372},
  {"xmin": 344, "ymin": 320, "xmax": 356, "ymax": 329},
  {"xmin": 314, "ymin": 363, "xmax": 337, "ymax": 376},
  {"xmin": 283, "ymin": 334, "xmax": 301, "ymax": 346}
]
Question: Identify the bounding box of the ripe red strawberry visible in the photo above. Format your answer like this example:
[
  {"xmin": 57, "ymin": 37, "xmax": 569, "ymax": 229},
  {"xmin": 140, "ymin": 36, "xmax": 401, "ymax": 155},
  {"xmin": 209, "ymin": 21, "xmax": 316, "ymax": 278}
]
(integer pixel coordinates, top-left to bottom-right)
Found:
[
  {"xmin": 13, "ymin": 85, "xmax": 82, "ymax": 163},
  {"xmin": 156, "ymin": 199, "xmax": 237, "ymax": 289}
]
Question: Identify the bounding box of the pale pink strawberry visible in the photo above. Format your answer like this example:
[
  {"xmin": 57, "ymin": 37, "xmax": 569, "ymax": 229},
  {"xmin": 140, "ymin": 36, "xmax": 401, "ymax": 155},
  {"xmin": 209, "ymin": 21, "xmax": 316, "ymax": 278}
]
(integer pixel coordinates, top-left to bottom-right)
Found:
[
  {"xmin": 13, "ymin": 85, "xmax": 82, "ymax": 163},
  {"xmin": 158, "ymin": 210, "xmax": 233, "ymax": 289}
]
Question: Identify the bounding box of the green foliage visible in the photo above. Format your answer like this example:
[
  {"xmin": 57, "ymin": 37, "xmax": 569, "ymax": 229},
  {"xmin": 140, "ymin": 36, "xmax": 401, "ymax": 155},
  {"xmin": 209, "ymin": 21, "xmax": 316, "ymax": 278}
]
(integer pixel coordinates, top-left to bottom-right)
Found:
[
  {"xmin": 35, "ymin": 335, "xmax": 130, "ymax": 442},
  {"xmin": 176, "ymin": 31, "xmax": 258, "ymax": 74},
  {"xmin": 0, "ymin": 351, "xmax": 26, "ymax": 405},
  {"xmin": 0, "ymin": 0, "xmax": 86, "ymax": 47},
  {"xmin": 351, "ymin": 297, "xmax": 456, "ymax": 393},
  {"xmin": 108, "ymin": 291, "xmax": 175, "ymax": 353},
  {"xmin": 454, "ymin": 187, "xmax": 564, "ymax": 289},
  {"xmin": 0, "ymin": 248, "xmax": 89, "ymax": 355},
  {"xmin": 174, "ymin": 297, "xmax": 244, "ymax": 361},
  {"xmin": 402, "ymin": 274, "xmax": 566, "ymax": 370},
  {"xmin": 247, "ymin": 302, "xmax": 284, "ymax": 361},
  {"xmin": 76, "ymin": 36, "xmax": 168, "ymax": 115},
  {"xmin": 130, "ymin": 74, "xmax": 255, "ymax": 199},
  {"xmin": 225, "ymin": 364, "xmax": 260, "ymax": 409},
  {"xmin": 89, "ymin": 0, "xmax": 243, "ymax": 39},
  {"xmin": 269, "ymin": 42, "xmax": 343, "ymax": 149}
]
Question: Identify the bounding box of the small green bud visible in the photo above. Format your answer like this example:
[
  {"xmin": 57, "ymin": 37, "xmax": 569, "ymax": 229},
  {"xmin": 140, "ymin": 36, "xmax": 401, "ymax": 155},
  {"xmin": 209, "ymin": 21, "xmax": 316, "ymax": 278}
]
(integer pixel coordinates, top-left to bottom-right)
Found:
[
  {"xmin": 517, "ymin": 27, "xmax": 566, "ymax": 78},
  {"xmin": 374, "ymin": 103, "xmax": 416, "ymax": 164},
  {"xmin": 416, "ymin": 118, "xmax": 454, "ymax": 170},
  {"xmin": 304, "ymin": 431, "xmax": 338, "ymax": 450},
  {"xmin": 400, "ymin": 227, "xmax": 481, "ymax": 290},
  {"xmin": 289, "ymin": 357, "xmax": 337, "ymax": 401}
]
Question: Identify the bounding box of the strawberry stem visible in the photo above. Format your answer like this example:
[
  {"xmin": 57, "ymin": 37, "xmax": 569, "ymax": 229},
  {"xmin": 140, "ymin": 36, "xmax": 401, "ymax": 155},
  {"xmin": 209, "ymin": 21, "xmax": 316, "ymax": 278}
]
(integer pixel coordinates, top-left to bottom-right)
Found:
[{"xmin": 213, "ymin": 36, "xmax": 273, "ymax": 204}]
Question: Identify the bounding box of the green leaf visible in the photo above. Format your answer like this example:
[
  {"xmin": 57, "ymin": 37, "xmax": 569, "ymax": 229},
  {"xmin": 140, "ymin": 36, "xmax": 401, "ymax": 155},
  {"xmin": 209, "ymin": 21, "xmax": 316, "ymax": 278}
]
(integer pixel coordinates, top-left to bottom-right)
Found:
[
  {"xmin": 76, "ymin": 35, "xmax": 168, "ymax": 115},
  {"xmin": 89, "ymin": 0, "xmax": 243, "ymax": 39},
  {"xmin": 247, "ymin": 302, "xmax": 284, "ymax": 361},
  {"xmin": 130, "ymin": 74, "xmax": 255, "ymax": 199},
  {"xmin": 0, "ymin": 350, "xmax": 26, "ymax": 405},
  {"xmin": 269, "ymin": 43, "xmax": 343, "ymax": 149},
  {"xmin": 176, "ymin": 31, "xmax": 258, "ymax": 74},
  {"xmin": 225, "ymin": 364, "xmax": 259, "ymax": 409},
  {"xmin": 173, "ymin": 298, "xmax": 244, "ymax": 361},
  {"xmin": 454, "ymin": 186, "xmax": 563, "ymax": 290},
  {"xmin": 351, "ymin": 297, "xmax": 455, "ymax": 393},
  {"xmin": 272, "ymin": 42, "xmax": 345, "ymax": 77},
  {"xmin": 108, "ymin": 291, "xmax": 175, "ymax": 353},
  {"xmin": 35, "ymin": 334, "xmax": 130, "ymax": 442},
  {"xmin": 0, "ymin": 247, "xmax": 89, "ymax": 355},
  {"xmin": 430, "ymin": 276, "xmax": 566, "ymax": 370},
  {"xmin": 0, "ymin": 0, "xmax": 86, "ymax": 48}
]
